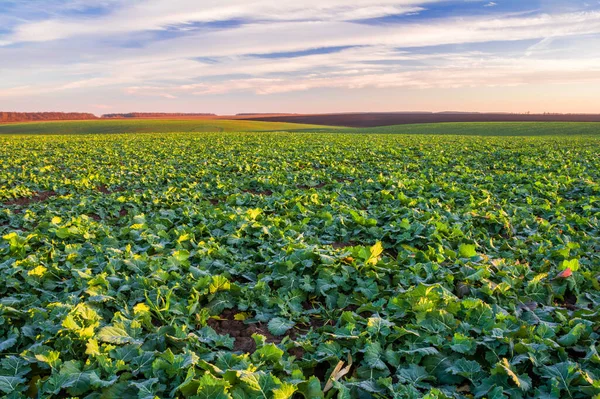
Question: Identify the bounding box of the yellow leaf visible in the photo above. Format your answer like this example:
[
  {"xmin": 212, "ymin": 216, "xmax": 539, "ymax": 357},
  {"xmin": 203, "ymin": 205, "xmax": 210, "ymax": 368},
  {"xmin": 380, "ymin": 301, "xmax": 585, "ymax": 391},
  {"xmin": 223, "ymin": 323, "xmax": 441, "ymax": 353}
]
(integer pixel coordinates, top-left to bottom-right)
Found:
[
  {"xmin": 133, "ymin": 303, "xmax": 150, "ymax": 315},
  {"xmin": 501, "ymin": 358, "xmax": 523, "ymax": 388},
  {"xmin": 86, "ymin": 339, "xmax": 100, "ymax": 356},
  {"xmin": 28, "ymin": 265, "xmax": 48, "ymax": 277},
  {"xmin": 247, "ymin": 208, "xmax": 262, "ymax": 220},
  {"xmin": 234, "ymin": 312, "xmax": 251, "ymax": 321},
  {"xmin": 367, "ymin": 241, "xmax": 384, "ymax": 265}
]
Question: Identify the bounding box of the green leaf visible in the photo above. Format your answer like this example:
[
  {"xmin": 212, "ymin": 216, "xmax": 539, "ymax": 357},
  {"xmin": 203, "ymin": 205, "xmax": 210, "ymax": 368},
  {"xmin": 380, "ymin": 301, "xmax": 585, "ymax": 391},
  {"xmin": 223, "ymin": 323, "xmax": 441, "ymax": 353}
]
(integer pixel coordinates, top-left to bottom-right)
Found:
[
  {"xmin": 364, "ymin": 341, "xmax": 387, "ymax": 371},
  {"xmin": 273, "ymin": 382, "xmax": 297, "ymax": 399},
  {"xmin": 0, "ymin": 376, "xmax": 26, "ymax": 394},
  {"xmin": 0, "ymin": 356, "xmax": 31, "ymax": 377},
  {"xmin": 446, "ymin": 358, "xmax": 482, "ymax": 380},
  {"xmin": 240, "ymin": 372, "xmax": 279, "ymax": 397},
  {"xmin": 131, "ymin": 378, "xmax": 160, "ymax": 399},
  {"xmin": 252, "ymin": 342, "xmax": 284, "ymax": 364},
  {"xmin": 560, "ymin": 259, "xmax": 579, "ymax": 272},
  {"xmin": 298, "ymin": 376, "xmax": 324, "ymax": 399},
  {"xmin": 59, "ymin": 361, "xmax": 94, "ymax": 396},
  {"xmin": 557, "ymin": 323, "xmax": 587, "ymax": 347},
  {"xmin": 539, "ymin": 362, "xmax": 579, "ymax": 392},
  {"xmin": 267, "ymin": 317, "xmax": 295, "ymax": 336},
  {"xmin": 97, "ymin": 326, "xmax": 142, "ymax": 345},
  {"xmin": 193, "ymin": 373, "xmax": 231, "ymax": 399},
  {"xmin": 55, "ymin": 227, "xmax": 71, "ymax": 239},
  {"xmin": 0, "ymin": 334, "xmax": 18, "ymax": 352},
  {"xmin": 396, "ymin": 364, "xmax": 432, "ymax": 388},
  {"xmin": 450, "ymin": 332, "xmax": 477, "ymax": 355},
  {"xmin": 173, "ymin": 250, "xmax": 190, "ymax": 262},
  {"xmin": 366, "ymin": 316, "xmax": 393, "ymax": 337},
  {"xmin": 495, "ymin": 358, "xmax": 531, "ymax": 392},
  {"xmin": 210, "ymin": 275, "xmax": 231, "ymax": 294},
  {"xmin": 35, "ymin": 350, "xmax": 61, "ymax": 369},
  {"xmin": 458, "ymin": 244, "xmax": 477, "ymax": 258}
]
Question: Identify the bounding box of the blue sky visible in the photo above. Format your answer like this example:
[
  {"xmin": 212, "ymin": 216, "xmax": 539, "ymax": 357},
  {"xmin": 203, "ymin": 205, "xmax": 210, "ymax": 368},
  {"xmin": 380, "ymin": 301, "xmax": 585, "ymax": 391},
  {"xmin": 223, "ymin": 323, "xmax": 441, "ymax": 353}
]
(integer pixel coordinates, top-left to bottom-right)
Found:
[{"xmin": 1, "ymin": 0, "xmax": 600, "ymax": 114}]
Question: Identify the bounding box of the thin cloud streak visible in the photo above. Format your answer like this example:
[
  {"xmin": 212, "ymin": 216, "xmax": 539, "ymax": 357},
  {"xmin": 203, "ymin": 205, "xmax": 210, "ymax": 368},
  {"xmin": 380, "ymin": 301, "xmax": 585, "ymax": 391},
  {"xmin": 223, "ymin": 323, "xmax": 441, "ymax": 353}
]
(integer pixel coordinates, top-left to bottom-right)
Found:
[
  {"xmin": 1, "ymin": 1, "xmax": 600, "ymax": 112},
  {"xmin": 2, "ymin": 0, "xmax": 443, "ymax": 45}
]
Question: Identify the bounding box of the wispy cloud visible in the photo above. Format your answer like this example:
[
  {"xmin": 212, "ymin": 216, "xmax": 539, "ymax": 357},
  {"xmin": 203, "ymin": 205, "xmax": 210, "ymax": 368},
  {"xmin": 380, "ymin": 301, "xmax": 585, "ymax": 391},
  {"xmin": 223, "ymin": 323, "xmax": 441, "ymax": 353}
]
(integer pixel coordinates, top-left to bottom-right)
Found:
[
  {"xmin": 1, "ymin": 0, "xmax": 443, "ymax": 45},
  {"xmin": 1, "ymin": 1, "xmax": 600, "ymax": 112},
  {"xmin": 122, "ymin": 52, "xmax": 600, "ymax": 96}
]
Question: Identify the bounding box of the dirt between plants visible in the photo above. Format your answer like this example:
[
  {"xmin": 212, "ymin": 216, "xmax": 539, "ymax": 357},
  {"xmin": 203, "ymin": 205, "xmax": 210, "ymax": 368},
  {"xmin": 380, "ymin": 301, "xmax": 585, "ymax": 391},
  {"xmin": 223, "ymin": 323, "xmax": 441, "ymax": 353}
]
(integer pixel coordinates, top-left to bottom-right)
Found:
[
  {"xmin": 207, "ymin": 309, "xmax": 282, "ymax": 353},
  {"xmin": 331, "ymin": 241, "xmax": 357, "ymax": 249},
  {"xmin": 297, "ymin": 182, "xmax": 327, "ymax": 190},
  {"xmin": 96, "ymin": 185, "xmax": 125, "ymax": 194},
  {"xmin": 208, "ymin": 309, "xmax": 334, "ymax": 355},
  {"xmin": 3, "ymin": 191, "xmax": 57, "ymax": 207}
]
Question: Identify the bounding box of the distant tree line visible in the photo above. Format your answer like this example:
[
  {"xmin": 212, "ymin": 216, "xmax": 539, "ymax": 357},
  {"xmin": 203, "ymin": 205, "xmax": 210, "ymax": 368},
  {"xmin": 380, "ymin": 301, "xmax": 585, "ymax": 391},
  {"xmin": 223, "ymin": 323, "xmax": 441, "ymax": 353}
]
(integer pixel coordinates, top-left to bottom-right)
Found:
[
  {"xmin": 101, "ymin": 113, "xmax": 216, "ymax": 118},
  {"xmin": 0, "ymin": 112, "xmax": 98, "ymax": 122}
]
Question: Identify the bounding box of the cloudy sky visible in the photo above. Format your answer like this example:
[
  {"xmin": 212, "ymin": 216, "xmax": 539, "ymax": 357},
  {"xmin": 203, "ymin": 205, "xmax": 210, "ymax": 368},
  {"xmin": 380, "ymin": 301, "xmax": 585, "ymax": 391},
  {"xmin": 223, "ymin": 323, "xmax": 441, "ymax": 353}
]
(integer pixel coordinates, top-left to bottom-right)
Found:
[{"xmin": 1, "ymin": 0, "xmax": 600, "ymax": 114}]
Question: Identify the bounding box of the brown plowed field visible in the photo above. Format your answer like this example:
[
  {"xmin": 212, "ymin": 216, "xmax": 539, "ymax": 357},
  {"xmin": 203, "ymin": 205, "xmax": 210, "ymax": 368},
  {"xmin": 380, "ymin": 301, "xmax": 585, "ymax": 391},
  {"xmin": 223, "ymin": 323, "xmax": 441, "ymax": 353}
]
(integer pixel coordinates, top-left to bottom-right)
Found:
[{"xmin": 238, "ymin": 113, "xmax": 600, "ymax": 128}]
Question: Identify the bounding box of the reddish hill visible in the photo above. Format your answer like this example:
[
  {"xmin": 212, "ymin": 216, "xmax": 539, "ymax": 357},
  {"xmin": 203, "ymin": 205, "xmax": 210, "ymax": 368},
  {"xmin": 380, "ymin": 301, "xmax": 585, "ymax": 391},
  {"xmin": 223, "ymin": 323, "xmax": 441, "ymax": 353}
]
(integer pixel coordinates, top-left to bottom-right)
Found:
[
  {"xmin": 0, "ymin": 112, "xmax": 98, "ymax": 123},
  {"xmin": 102, "ymin": 113, "xmax": 216, "ymax": 119}
]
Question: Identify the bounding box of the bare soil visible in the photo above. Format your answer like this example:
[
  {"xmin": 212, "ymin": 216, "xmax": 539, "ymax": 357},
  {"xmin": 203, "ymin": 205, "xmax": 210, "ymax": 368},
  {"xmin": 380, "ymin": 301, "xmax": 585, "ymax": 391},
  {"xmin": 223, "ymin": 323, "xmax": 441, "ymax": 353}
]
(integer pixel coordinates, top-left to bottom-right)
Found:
[
  {"xmin": 297, "ymin": 182, "xmax": 327, "ymax": 190},
  {"xmin": 207, "ymin": 309, "xmax": 282, "ymax": 353},
  {"xmin": 96, "ymin": 185, "xmax": 124, "ymax": 194},
  {"xmin": 239, "ymin": 112, "xmax": 600, "ymax": 128},
  {"xmin": 3, "ymin": 191, "xmax": 57, "ymax": 206},
  {"xmin": 332, "ymin": 242, "xmax": 357, "ymax": 249}
]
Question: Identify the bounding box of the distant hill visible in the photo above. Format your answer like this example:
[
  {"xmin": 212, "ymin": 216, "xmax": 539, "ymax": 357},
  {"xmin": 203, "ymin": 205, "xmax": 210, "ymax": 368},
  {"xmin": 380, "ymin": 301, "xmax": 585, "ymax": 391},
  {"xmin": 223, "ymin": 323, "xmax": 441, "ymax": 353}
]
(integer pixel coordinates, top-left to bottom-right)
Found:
[
  {"xmin": 102, "ymin": 113, "xmax": 216, "ymax": 118},
  {"xmin": 0, "ymin": 112, "xmax": 97, "ymax": 123}
]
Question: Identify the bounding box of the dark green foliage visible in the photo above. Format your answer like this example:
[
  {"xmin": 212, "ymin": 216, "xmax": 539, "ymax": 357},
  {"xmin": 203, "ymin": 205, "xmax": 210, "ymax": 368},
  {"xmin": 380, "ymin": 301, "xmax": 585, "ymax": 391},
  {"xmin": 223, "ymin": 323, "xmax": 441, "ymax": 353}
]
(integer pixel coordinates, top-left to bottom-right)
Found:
[{"xmin": 0, "ymin": 132, "xmax": 599, "ymax": 398}]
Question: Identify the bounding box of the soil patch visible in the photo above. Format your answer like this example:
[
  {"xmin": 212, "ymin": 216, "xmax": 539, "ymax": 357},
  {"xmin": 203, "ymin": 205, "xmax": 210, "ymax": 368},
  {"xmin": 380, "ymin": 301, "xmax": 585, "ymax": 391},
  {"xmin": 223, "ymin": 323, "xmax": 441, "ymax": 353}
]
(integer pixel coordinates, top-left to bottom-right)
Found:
[
  {"xmin": 313, "ymin": 362, "xmax": 330, "ymax": 382},
  {"xmin": 332, "ymin": 242, "xmax": 357, "ymax": 249},
  {"xmin": 207, "ymin": 196, "xmax": 226, "ymax": 206},
  {"xmin": 559, "ymin": 291, "xmax": 578, "ymax": 310},
  {"xmin": 3, "ymin": 191, "xmax": 57, "ymax": 207},
  {"xmin": 288, "ymin": 346, "xmax": 305, "ymax": 359},
  {"xmin": 207, "ymin": 309, "xmax": 282, "ymax": 353},
  {"xmin": 97, "ymin": 185, "xmax": 111, "ymax": 194},
  {"xmin": 297, "ymin": 182, "xmax": 327, "ymax": 190},
  {"xmin": 384, "ymin": 247, "xmax": 399, "ymax": 259},
  {"xmin": 97, "ymin": 185, "xmax": 125, "ymax": 194}
]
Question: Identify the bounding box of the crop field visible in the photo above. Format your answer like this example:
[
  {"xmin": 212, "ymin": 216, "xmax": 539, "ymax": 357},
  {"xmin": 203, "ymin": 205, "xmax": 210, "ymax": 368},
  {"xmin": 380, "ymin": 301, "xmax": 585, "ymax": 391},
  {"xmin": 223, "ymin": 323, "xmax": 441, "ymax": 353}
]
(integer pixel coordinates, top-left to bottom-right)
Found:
[
  {"xmin": 351, "ymin": 122, "xmax": 600, "ymax": 136},
  {"xmin": 1, "ymin": 130, "xmax": 600, "ymax": 398},
  {"xmin": 0, "ymin": 119, "xmax": 334, "ymax": 135},
  {"xmin": 2, "ymin": 120, "xmax": 600, "ymax": 137}
]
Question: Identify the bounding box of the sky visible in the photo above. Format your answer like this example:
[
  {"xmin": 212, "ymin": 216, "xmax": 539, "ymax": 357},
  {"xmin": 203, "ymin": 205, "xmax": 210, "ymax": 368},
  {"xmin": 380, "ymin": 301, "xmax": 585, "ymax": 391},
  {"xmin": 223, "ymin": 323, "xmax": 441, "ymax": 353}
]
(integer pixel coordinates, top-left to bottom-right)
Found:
[{"xmin": 1, "ymin": 0, "xmax": 600, "ymax": 115}]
